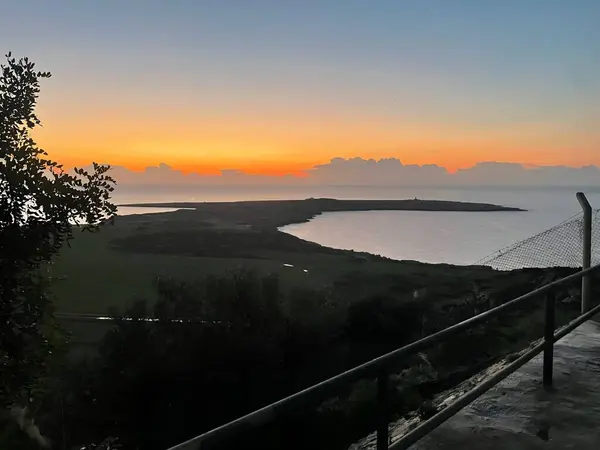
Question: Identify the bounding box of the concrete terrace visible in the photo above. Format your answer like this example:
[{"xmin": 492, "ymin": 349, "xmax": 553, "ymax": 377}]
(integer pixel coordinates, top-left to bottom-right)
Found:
[{"xmin": 353, "ymin": 320, "xmax": 600, "ymax": 450}]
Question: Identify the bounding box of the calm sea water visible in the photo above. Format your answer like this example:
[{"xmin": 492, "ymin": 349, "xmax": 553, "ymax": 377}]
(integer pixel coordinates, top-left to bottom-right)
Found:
[{"xmin": 114, "ymin": 185, "xmax": 600, "ymax": 266}]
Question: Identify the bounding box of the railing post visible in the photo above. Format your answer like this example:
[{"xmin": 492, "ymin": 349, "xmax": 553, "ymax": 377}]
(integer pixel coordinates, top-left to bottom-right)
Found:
[
  {"xmin": 576, "ymin": 192, "xmax": 592, "ymax": 314},
  {"xmin": 543, "ymin": 290, "xmax": 555, "ymax": 388},
  {"xmin": 377, "ymin": 370, "xmax": 389, "ymax": 450}
]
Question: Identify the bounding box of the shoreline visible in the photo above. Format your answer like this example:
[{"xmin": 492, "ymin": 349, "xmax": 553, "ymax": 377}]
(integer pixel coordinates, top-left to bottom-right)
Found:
[
  {"xmin": 118, "ymin": 198, "xmax": 525, "ymax": 229},
  {"xmin": 54, "ymin": 197, "xmax": 531, "ymax": 316}
]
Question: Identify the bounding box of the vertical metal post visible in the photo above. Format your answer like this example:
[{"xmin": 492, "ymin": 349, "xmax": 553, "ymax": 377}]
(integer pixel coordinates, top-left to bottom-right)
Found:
[
  {"xmin": 576, "ymin": 192, "xmax": 592, "ymax": 313},
  {"xmin": 543, "ymin": 290, "xmax": 555, "ymax": 388},
  {"xmin": 377, "ymin": 370, "xmax": 389, "ymax": 450}
]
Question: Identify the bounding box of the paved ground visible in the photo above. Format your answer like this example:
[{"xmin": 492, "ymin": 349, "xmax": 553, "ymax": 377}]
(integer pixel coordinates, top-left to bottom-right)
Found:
[{"xmin": 353, "ymin": 320, "xmax": 600, "ymax": 449}]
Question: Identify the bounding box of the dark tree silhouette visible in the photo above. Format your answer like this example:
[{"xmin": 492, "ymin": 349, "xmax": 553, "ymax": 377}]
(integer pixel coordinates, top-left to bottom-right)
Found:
[{"xmin": 0, "ymin": 52, "xmax": 116, "ymax": 446}]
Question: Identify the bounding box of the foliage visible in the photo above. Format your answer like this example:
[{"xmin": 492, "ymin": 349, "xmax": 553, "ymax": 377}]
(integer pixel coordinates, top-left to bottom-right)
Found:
[
  {"xmin": 36, "ymin": 265, "xmax": 585, "ymax": 450},
  {"xmin": 0, "ymin": 51, "xmax": 116, "ymax": 442},
  {"xmin": 37, "ymin": 271, "xmax": 343, "ymax": 449},
  {"xmin": 37, "ymin": 268, "xmax": 435, "ymax": 450}
]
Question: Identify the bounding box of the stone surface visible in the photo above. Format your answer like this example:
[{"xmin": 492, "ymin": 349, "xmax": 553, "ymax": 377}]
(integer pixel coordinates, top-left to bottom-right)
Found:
[{"xmin": 352, "ymin": 320, "xmax": 600, "ymax": 449}]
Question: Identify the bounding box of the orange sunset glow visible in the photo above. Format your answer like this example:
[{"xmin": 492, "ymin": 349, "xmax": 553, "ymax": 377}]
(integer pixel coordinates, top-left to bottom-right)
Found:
[
  {"xmin": 8, "ymin": 0, "xmax": 600, "ymax": 176},
  {"xmin": 33, "ymin": 106, "xmax": 600, "ymax": 175}
]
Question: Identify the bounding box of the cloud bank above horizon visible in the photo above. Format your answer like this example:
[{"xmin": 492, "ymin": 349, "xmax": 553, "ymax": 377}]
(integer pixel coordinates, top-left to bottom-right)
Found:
[{"xmin": 89, "ymin": 157, "xmax": 600, "ymax": 188}]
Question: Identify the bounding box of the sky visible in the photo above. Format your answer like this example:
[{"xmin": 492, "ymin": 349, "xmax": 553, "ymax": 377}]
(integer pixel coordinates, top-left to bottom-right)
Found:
[{"xmin": 2, "ymin": 0, "xmax": 600, "ymax": 175}]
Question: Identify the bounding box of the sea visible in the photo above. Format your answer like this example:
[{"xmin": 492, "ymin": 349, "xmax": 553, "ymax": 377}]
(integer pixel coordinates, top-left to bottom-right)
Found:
[{"xmin": 113, "ymin": 185, "xmax": 600, "ymax": 267}]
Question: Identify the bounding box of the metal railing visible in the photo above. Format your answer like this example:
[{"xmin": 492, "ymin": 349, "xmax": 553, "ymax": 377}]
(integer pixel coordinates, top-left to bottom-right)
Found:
[{"xmin": 167, "ymin": 262, "xmax": 600, "ymax": 450}]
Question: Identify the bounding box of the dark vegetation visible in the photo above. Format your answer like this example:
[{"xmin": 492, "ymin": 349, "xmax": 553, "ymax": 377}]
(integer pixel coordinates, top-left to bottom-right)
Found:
[
  {"xmin": 44, "ymin": 267, "xmax": 588, "ymax": 450},
  {"xmin": 1, "ymin": 52, "xmax": 592, "ymax": 450},
  {"xmin": 0, "ymin": 52, "xmax": 117, "ymax": 448}
]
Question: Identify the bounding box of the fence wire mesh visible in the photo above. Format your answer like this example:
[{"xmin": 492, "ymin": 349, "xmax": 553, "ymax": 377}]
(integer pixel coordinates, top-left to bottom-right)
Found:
[{"xmin": 476, "ymin": 209, "xmax": 600, "ymax": 271}]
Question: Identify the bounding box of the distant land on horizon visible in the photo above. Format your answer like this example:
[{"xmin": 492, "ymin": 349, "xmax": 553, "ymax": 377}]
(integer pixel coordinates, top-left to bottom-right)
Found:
[
  {"xmin": 80, "ymin": 157, "xmax": 600, "ymax": 188},
  {"xmin": 119, "ymin": 198, "xmax": 523, "ymax": 229}
]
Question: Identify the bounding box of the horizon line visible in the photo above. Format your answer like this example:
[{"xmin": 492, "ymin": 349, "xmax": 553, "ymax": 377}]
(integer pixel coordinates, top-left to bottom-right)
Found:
[{"xmin": 78, "ymin": 157, "xmax": 600, "ymax": 178}]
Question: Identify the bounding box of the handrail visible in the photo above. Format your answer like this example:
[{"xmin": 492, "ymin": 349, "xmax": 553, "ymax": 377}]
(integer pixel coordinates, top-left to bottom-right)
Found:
[
  {"xmin": 168, "ymin": 263, "xmax": 600, "ymax": 450},
  {"xmin": 391, "ymin": 297, "xmax": 600, "ymax": 449}
]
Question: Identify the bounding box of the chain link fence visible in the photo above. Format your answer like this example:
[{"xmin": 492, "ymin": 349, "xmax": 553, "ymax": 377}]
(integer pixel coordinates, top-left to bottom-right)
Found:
[{"xmin": 476, "ymin": 209, "xmax": 600, "ymax": 271}]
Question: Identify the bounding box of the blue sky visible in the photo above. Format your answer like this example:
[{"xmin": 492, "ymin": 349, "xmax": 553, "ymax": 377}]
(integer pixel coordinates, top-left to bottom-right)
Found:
[{"xmin": 2, "ymin": 0, "xmax": 599, "ymax": 172}]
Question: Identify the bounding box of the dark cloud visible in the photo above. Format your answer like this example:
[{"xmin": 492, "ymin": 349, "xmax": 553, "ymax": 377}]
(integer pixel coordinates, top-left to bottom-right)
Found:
[
  {"xmin": 307, "ymin": 157, "xmax": 450, "ymax": 185},
  {"xmin": 454, "ymin": 162, "xmax": 600, "ymax": 186},
  {"xmin": 77, "ymin": 158, "xmax": 600, "ymax": 187}
]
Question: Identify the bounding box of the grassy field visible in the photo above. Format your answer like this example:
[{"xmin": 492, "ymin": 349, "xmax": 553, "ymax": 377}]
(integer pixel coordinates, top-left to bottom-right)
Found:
[
  {"xmin": 50, "ymin": 223, "xmax": 323, "ymax": 314},
  {"xmin": 50, "ymin": 219, "xmax": 363, "ymax": 313},
  {"xmin": 50, "ymin": 198, "xmax": 526, "ymax": 316}
]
